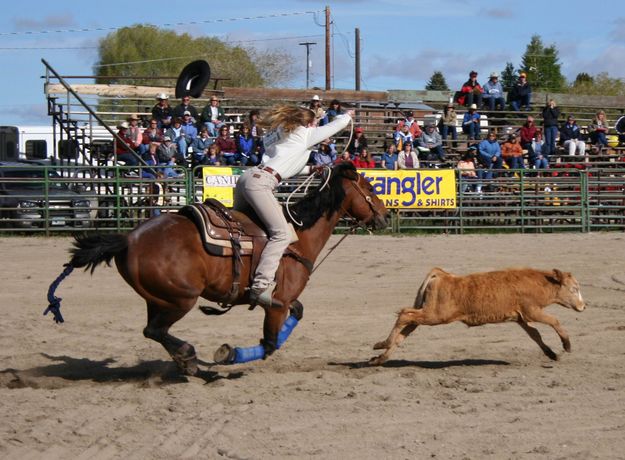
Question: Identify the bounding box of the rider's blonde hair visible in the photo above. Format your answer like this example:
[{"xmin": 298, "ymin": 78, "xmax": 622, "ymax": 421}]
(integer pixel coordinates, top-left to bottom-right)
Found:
[{"xmin": 259, "ymin": 105, "xmax": 316, "ymax": 133}]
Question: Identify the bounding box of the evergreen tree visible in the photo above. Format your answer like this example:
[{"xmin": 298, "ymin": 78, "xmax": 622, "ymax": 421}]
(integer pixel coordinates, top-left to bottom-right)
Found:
[
  {"xmin": 520, "ymin": 35, "xmax": 566, "ymax": 92},
  {"xmin": 569, "ymin": 72, "xmax": 625, "ymax": 96},
  {"xmin": 500, "ymin": 62, "xmax": 517, "ymax": 91},
  {"xmin": 425, "ymin": 71, "xmax": 450, "ymax": 91}
]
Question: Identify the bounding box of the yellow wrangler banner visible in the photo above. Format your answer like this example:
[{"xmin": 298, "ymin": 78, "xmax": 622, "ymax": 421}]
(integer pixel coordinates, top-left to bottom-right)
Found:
[
  {"xmin": 201, "ymin": 167, "xmax": 242, "ymax": 206},
  {"xmin": 358, "ymin": 169, "xmax": 457, "ymax": 209}
]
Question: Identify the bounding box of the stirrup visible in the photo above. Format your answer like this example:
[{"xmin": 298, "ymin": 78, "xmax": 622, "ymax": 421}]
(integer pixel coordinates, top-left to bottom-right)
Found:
[{"xmin": 249, "ymin": 283, "xmax": 282, "ymax": 309}]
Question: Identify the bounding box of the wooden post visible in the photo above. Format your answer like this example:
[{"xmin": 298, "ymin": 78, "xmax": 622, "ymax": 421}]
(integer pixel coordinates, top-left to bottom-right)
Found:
[
  {"xmin": 355, "ymin": 28, "xmax": 361, "ymax": 91},
  {"xmin": 325, "ymin": 5, "xmax": 331, "ymax": 91}
]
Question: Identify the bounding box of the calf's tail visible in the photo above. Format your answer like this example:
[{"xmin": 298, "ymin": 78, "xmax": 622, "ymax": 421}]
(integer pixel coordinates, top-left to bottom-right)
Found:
[
  {"xmin": 44, "ymin": 233, "xmax": 128, "ymax": 324},
  {"xmin": 413, "ymin": 268, "xmax": 443, "ymax": 308}
]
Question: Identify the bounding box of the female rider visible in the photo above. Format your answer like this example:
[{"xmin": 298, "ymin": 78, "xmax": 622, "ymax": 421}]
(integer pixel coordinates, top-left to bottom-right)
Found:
[{"xmin": 233, "ymin": 104, "xmax": 354, "ymax": 306}]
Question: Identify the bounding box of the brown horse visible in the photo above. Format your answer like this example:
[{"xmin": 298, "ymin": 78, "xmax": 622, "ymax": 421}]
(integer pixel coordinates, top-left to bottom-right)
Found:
[{"xmin": 49, "ymin": 163, "xmax": 389, "ymax": 375}]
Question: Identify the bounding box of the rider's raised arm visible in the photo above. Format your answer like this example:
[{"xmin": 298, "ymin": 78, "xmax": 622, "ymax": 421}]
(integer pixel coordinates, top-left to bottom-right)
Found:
[{"xmin": 304, "ymin": 113, "xmax": 352, "ymax": 148}]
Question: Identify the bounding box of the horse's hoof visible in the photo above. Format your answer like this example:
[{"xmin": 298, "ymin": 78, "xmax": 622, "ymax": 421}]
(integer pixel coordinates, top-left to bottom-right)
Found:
[
  {"xmin": 214, "ymin": 343, "xmax": 235, "ymax": 364},
  {"xmin": 368, "ymin": 355, "xmax": 386, "ymax": 366}
]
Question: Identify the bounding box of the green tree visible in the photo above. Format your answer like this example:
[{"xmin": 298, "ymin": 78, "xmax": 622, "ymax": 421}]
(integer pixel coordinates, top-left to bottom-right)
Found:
[
  {"xmin": 425, "ymin": 71, "xmax": 450, "ymax": 91},
  {"xmin": 569, "ymin": 72, "xmax": 625, "ymax": 96},
  {"xmin": 520, "ymin": 35, "xmax": 566, "ymax": 92},
  {"xmin": 500, "ymin": 62, "xmax": 517, "ymax": 91}
]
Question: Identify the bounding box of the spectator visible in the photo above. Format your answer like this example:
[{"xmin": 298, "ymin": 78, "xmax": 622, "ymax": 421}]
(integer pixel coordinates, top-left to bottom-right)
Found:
[
  {"xmin": 326, "ymin": 99, "xmax": 344, "ymax": 123},
  {"xmin": 482, "ymin": 72, "xmax": 505, "ymax": 111},
  {"xmin": 347, "ymin": 127, "xmax": 368, "ymax": 155},
  {"xmin": 248, "ymin": 109, "xmax": 264, "ymax": 155},
  {"xmin": 519, "ymin": 115, "xmax": 537, "ymax": 164},
  {"xmin": 126, "ymin": 114, "xmax": 145, "ymax": 155},
  {"xmin": 180, "ymin": 111, "xmax": 198, "ymax": 158},
  {"xmin": 311, "ymin": 140, "xmax": 337, "ymax": 167},
  {"xmin": 439, "ymin": 103, "xmax": 458, "ymax": 149},
  {"xmin": 531, "ymin": 131, "xmax": 549, "ymax": 169},
  {"xmin": 164, "ymin": 118, "xmax": 187, "ymax": 163},
  {"xmin": 501, "ymin": 133, "xmax": 524, "ymax": 170},
  {"xmin": 214, "ymin": 125, "xmax": 237, "ymax": 165},
  {"xmin": 114, "ymin": 121, "xmax": 139, "ymax": 166},
  {"xmin": 380, "ymin": 144, "xmax": 398, "ymax": 170},
  {"xmin": 352, "ymin": 148, "xmax": 376, "ymax": 168},
  {"xmin": 172, "ymin": 95, "xmax": 199, "ymax": 122},
  {"xmin": 191, "ymin": 127, "xmax": 213, "ymax": 166},
  {"xmin": 477, "ymin": 130, "xmax": 503, "ymax": 181},
  {"xmin": 394, "ymin": 123, "xmax": 413, "ymax": 150},
  {"xmin": 462, "ymin": 104, "xmax": 481, "ymax": 140},
  {"xmin": 151, "ymin": 93, "xmax": 173, "ymax": 130},
  {"xmin": 559, "ymin": 115, "xmax": 586, "ymax": 157},
  {"xmin": 335, "ymin": 151, "xmax": 353, "ymax": 165},
  {"xmin": 205, "ymin": 143, "xmax": 222, "ymax": 166},
  {"xmin": 309, "ymin": 95, "xmax": 327, "ymax": 126},
  {"xmin": 457, "ymin": 148, "xmax": 478, "ymax": 192},
  {"xmin": 589, "ymin": 110, "xmax": 609, "ymax": 148},
  {"xmin": 141, "ymin": 142, "xmax": 162, "ymax": 179},
  {"xmin": 458, "ymin": 70, "xmax": 483, "ymax": 108},
  {"xmin": 236, "ymin": 123, "xmax": 259, "ymax": 166},
  {"xmin": 397, "ymin": 142, "xmax": 420, "ymax": 169},
  {"xmin": 416, "ymin": 121, "xmax": 446, "ymax": 165},
  {"xmin": 200, "ymin": 96, "xmax": 227, "ymax": 136},
  {"xmin": 397, "ymin": 111, "xmax": 422, "ymax": 139},
  {"xmin": 509, "ymin": 72, "xmax": 532, "ymax": 111},
  {"xmin": 541, "ymin": 99, "xmax": 560, "ymax": 157},
  {"xmin": 156, "ymin": 136, "xmax": 181, "ymax": 177}
]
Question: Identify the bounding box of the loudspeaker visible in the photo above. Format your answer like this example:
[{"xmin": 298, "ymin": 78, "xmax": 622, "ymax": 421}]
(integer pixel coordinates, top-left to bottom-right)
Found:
[{"xmin": 175, "ymin": 60, "xmax": 211, "ymax": 98}]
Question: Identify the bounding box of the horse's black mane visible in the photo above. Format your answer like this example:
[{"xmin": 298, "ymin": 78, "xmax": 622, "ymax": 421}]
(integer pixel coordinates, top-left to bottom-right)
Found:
[{"xmin": 286, "ymin": 162, "xmax": 357, "ymax": 230}]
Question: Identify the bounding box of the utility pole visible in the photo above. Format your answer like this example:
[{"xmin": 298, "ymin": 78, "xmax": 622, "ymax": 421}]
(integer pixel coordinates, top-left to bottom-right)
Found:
[
  {"xmin": 299, "ymin": 42, "xmax": 317, "ymax": 89},
  {"xmin": 325, "ymin": 5, "xmax": 331, "ymax": 90},
  {"xmin": 355, "ymin": 28, "xmax": 361, "ymax": 91}
]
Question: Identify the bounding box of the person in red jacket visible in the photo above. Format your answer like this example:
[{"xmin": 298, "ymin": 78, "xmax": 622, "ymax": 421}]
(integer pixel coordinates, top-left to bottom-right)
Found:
[
  {"xmin": 458, "ymin": 70, "xmax": 483, "ymax": 108},
  {"xmin": 352, "ymin": 148, "xmax": 376, "ymax": 168}
]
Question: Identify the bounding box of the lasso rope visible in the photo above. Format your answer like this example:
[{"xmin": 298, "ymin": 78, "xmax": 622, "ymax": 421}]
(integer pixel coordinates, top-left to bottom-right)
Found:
[{"xmin": 44, "ymin": 263, "xmax": 74, "ymax": 324}]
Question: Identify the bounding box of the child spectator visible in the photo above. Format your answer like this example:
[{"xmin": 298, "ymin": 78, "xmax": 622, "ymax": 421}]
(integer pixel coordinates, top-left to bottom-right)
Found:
[
  {"xmin": 501, "ymin": 134, "xmax": 524, "ymax": 170},
  {"xmin": 457, "ymin": 149, "xmax": 478, "ymax": 192},
  {"xmin": 396, "ymin": 111, "xmax": 422, "ymax": 139},
  {"xmin": 394, "ymin": 123, "xmax": 413, "ymax": 150}
]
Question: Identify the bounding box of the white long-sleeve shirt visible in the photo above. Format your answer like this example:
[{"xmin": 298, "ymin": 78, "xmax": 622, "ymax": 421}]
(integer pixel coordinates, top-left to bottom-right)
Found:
[{"xmin": 261, "ymin": 114, "xmax": 351, "ymax": 179}]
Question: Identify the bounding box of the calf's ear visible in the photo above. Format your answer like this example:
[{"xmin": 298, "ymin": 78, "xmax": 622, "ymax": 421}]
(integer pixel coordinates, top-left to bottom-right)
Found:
[{"xmin": 550, "ymin": 268, "xmax": 565, "ymax": 285}]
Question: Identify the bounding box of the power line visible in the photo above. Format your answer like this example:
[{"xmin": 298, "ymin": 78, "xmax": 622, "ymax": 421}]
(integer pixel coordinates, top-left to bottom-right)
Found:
[{"xmin": 0, "ymin": 11, "xmax": 320, "ymax": 37}]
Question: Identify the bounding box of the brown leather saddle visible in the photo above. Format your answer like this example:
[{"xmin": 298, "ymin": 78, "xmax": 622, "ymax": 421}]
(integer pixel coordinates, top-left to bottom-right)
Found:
[{"xmin": 179, "ymin": 198, "xmax": 313, "ymax": 307}]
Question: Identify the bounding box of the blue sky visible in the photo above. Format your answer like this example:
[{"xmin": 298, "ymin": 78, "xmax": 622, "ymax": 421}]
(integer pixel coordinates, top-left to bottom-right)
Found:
[{"xmin": 1, "ymin": 0, "xmax": 624, "ymax": 126}]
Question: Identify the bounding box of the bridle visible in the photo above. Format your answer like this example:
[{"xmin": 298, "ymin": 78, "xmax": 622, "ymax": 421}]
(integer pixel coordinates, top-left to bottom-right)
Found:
[{"xmin": 341, "ymin": 174, "xmax": 384, "ymax": 232}]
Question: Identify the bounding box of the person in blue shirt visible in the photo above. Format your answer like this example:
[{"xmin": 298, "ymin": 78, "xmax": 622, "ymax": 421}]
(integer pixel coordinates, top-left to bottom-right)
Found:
[
  {"xmin": 462, "ymin": 104, "xmax": 481, "ymax": 140},
  {"xmin": 476, "ymin": 131, "xmax": 503, "ymax": 192},
  {"xmin": 482, "ymin": 72, "xmax": 505, "ymax": 111},
  {"xmin": 380, "ymin": 144, "xmax": 398, "ymax": 170}
]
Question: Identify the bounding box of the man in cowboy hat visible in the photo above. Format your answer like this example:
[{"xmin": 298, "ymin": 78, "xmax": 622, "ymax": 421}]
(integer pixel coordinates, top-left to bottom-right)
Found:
[
  {"xmin": 126, "ymin": 114, "xmax": 145, "ymax": 154},
  {"xmin": 114, "ymin": 121, "xmax": 139, "ymax": 166},
  {"xmin": 482, "ymin": 72, "xmax": 505, "ymax": 111},
  {"xmin": 151, "ymin": 93, "xmax": 173, "ymax": 130}
]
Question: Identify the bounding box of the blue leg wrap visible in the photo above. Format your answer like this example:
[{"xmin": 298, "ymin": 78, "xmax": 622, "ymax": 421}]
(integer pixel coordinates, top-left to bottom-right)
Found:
[
  {"xmin": 44, "ymin": 264, "xmax": 74, "ymax": 324},
  {"xmin": 231, "ymin": 315, "xmax": 299, "ymax": 364}
]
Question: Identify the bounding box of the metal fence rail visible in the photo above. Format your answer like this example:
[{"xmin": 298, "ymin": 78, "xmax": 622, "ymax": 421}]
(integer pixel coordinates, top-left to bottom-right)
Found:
[{"xmin": 1, "ymin": 165, "xmax": 623, "ymax": 234}]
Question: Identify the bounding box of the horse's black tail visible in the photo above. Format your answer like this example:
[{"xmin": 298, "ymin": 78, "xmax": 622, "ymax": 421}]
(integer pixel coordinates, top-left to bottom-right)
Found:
[{"xmin": 70, "ymin": 233, "xmax": 128, "ymax": 274}]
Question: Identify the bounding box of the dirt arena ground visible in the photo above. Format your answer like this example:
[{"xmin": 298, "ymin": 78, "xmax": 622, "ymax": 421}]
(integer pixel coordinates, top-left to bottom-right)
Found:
[{"xmin": 0, "ymin": 233, "xmax": 624, "ymax": 459}]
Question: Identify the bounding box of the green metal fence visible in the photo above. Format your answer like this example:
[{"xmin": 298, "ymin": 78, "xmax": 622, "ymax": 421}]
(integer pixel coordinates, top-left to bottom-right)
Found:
[{"xmin": 1, "ymin": 164, "xmax": 623, "ymax": 235}]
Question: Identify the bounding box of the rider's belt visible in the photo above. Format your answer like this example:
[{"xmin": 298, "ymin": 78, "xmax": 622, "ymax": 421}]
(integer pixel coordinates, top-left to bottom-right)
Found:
[{"xmin": 259, "ymin": 166, "xmax": 282, "ymax": 182}]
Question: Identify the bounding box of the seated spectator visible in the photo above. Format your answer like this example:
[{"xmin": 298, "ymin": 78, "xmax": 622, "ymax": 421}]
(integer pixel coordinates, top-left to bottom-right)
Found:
[
  {"xmin": 214, "ymin": 125, "xmax": 237, "ymax": 165},
  {"xmin": 509, "ymin": 72, "xmax": 532, "ymax": 111},
  {"xmin": 180, "ymin": 111, "xmax": 198, "ymax": 157},
  {"xmin": 352, "ymin": 148, "xmax": 376, "ymax": 168},
  {"xmin": 248, "ymin": 109, "xmax": 264, "ymax": 155},
  {"xmin": 588, "ymin": 110, "xmax": 609, "ymax": 148},
  {"xmin": 462, "ymin": 104, "xmax": 481, "ymax": 140},
  {"xmin": 114, "ymin": 121, "xmax": 139, "ymax": 166},
  {"xmin": 191, "ymin": 127, "xmax": 213, "ymax": 166},
  {"xmin": 457, "ymin": 70, "xmax": 483, "ymax": 108},
  {"xmin": 172, "ymin": 95, "xmax": 199, "ymax": 122},
  {"xmin": 439, "ymin": 103, "xmax": 458, "ymax": 149},
  {"xmin": 347, "ymin": 127, "xmax": 368, "ymax": 155},
  {"xmin": 559, "ymin": 115, "xmax": 586, "ymax": 157},
  {"xmin": 394, "ymin": 124, "xmax": 413, "ymax": 150},
  {"xmin": 541, "ymin": 99, "xmax": 560, "ymax": 156},
  {"xmin": 457, "ymin": 148, "xmax": 478, "ymax": 192},
  {"xmin": 531, "ymin": 131, "xmax": 549, "ymax": 169},
  {"xmin": 164, "ymin": 118, "xmax": 187, "ymax": 163},
  {"xmin": 335, "ymin": 151, "xmax": 353, "ymax": 165},
  {"xmin": 151, "ymin": 93, "xmax": 173, "ymax": 130},
  {"xmin": 477, "ymin": 130, "xmax": 503, "ymax": 177},
  {"xmin": 482, "ymin": 72, "xmax": 505, "ymax": 111},
  {"xmin": 200, "ymin": 96, "xmax": 226, "ymax": 136},
  {"xmin": 204, "ymin": 143, "xmax": 222, "ymax": 166},
  {"xmin": 141, "ymin": 142, "xmax": 162, "ymax": 179},
  {"xmin": 416, "ymin": 122, "xmax": 445, "ymax": 166},
  {"xmin": 397, "ymin": 142, "xmax": 419, "ymax": 169},
  {"xmin": 326, "ymin": 99, "xmax": 344, "ymax": 123},
  {"xmin": 309, "ymin": 95, "xmax": 327, "ymax": 126},
  {"xmin": 126, "ymin": 114, "xmax": 145, "ymax": 155},
  {"xmin": 311, "ymin": 139, "xmax": 337, "ymax": 167},
  {"xmin": 519, "ymin": 115, "xmax": 537, "ymax": 163},
  {"xmin": 156, "ymin": 136, "xmax": 181, "ymax": 177},
  {"xmin": 397, "ymin": 111, "xmax": 422, "ymax": 139},
  {"xmin": 380, "ymin": 144, "xmax": 398, "ymax": 170},
  {"xmin": 501, "ymin": 134, "xmax": 524, "ymax": 170},
  {"xmin": 236, "ymin": 123, "xmax": 259, "ymax": 166}
]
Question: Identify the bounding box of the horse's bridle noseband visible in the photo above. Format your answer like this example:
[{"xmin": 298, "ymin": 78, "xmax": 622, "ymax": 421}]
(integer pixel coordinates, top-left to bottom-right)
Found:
[{"xmin": 342, "ymin": 176, "xmax": 385, "ymax": 231}]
